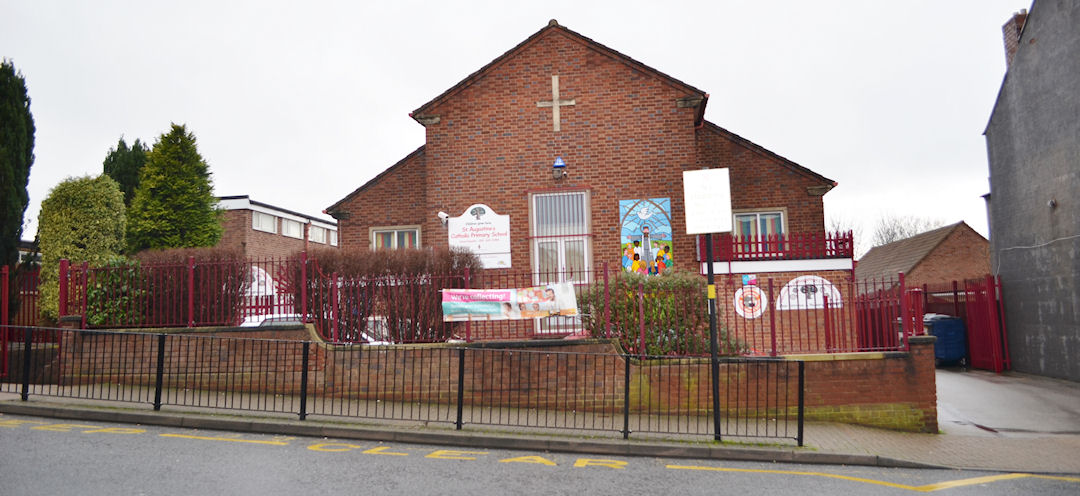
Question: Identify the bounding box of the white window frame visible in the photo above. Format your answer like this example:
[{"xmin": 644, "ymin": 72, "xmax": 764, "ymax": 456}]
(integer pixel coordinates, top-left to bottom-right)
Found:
[
  {"xmin": 329, "ymin": 230, "xmax": 339, "ymax": 246},
  {"xmin": 529, "ymin": 191, "xmax": 591, "ymax": 335},
  {"xmin": 733, "ymin": 209, "xmax": 787, "ymax": 238},
  {"xmin": 252, "ymin": 211, "xmax": 277, "ymax": 233},
  {"xmin": 370, "ymin": 226, "xmax": 421, "ymax": 250},
  {"xmin": 308, "ymin": 225, "xmax": 327, "ymax": 244},
  {"xmin": 281, "ymin": 219, "xmax": 303, "ymax": 239}
]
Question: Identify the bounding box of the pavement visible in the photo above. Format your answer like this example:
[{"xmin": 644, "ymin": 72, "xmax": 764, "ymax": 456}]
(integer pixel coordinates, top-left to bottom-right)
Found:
[{"xmin": 3, "ymin": 367, "xmax": 1079, "ymax": 475}]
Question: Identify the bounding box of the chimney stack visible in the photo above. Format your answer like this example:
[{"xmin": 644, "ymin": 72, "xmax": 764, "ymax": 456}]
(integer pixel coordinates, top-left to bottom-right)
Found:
[{"xmin": 1002, "ymin": 9, "xmax": 1028, "ymax": 68}]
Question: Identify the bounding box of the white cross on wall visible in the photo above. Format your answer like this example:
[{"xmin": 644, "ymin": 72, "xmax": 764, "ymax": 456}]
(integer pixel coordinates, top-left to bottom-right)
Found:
[{"xmin": 536, "ymin": 75, "xmax": 575, "ymax": 132}]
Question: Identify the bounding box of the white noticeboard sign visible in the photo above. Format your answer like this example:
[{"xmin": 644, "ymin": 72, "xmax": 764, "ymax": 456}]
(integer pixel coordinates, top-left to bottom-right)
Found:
[
  {"xmin": 683, "ymin": 168, "xmax": 732, "ymax": 234},
  {"xmin": 448, "ymin": 204, "xmax": 511, "ymax": 269}
]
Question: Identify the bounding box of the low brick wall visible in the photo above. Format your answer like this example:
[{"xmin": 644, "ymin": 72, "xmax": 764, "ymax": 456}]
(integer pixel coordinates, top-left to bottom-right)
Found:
[
  {"xmin": 50, "ymin": 326, "xmax": 938, "ymax": 432},
  {"xmin": 794, "ymin": 335, "xmax": 938, "ymax": 432}
]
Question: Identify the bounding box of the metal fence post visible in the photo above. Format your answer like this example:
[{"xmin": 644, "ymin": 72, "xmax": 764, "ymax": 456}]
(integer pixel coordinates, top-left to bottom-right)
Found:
[
  {"xmin": 20, "ymin": 324, "xmax": 32, "ymax": 401},
  {"xmin": 464, "ymin": 267, "xmax": 471, "ymax": 343},
  {"xmin": 797, "ymin": 360, "xmax": 805, "ymax": 447},
  {"xmin": 331, "ymin": 272, "xmax": 339, "ymax": 342},
  {"xmin": 456, "ymin": 348, "xmax": 466, "ymax": 430},
  {"xmin": 768, "ymin": 279, "xmax": 778, "ymax": 356},
  {"xmin": 59, "ymin": 259, "xmax": 69, "ymax": 317},
  {"xmin": 80, "ymin": 262, "xmax": 89, "ymax": 329},
  {"xmin": 299, "ymin": 342, "xmax": 310, "ymax": 420},
  {"xmin": 603, "ymin": 263, "xmax": 611, "ymax": 339},
  {"xmin": 637, "ymin": 283, "xmax": 645, "ymax": 358},
  {"xmin": 622, "ymin": 354, "xmax": 631, "ymax": 439},
  {"xmin": 899, "ymin": 272, "xmax": 909, "ymax": 350},
  {"xmin": 153, "ymin": 334, "xmax": 166, "ymax": 410},
  {"xmin": 2, "ymin": 265, "xmax": 8, "ymax": 327},
  {"xmin": 187, "ymin": 257, "xmax": 195, "ymax": 327},
  {"xmin": 300, "ymin": 251, "xmax": 308, "ymax": 322},
  {"xmin": 823, "ymin": 294, "xmax": 832, "ymax": 351}
]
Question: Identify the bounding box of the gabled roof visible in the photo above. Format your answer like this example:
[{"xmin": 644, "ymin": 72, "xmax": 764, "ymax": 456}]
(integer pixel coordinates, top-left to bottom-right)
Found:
[
  {"xmin": 410, "ymin": 20, "xmax": 709, "ymax": 126},
  {"xmin": 324, "ymin": 145, "xmax": 425, "ymax": 217},
  {"xmin": 700, "ymin": 120, "xmax": 837, "ymax": 189},
  {"xmin": 855, "ymin": 222, "xmax": 983, "ymax": 282}
]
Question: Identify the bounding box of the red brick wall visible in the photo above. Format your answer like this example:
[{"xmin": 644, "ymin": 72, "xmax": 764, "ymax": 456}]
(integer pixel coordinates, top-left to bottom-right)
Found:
[
  {"xmin": 696, "ymin": 124, "xmax": 826, "ymax": 234},
  {"xmin": 907, "ymin": 227, "xmax": 990, "ymax": 288},
  {"xmin": 336, "ymin": 28, "xmax": 831, "ymax": 274},
  {"xmin": 219, "ymin": 209, "xmax": 336, "ymax": 259},
  {"xmin": 336, "ymin": 149, "xmax": 427, "ymax": 250}
]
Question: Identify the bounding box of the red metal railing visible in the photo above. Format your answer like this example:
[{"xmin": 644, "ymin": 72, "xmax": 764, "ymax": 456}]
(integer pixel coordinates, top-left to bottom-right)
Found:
[
  {"xmin": 697, "ymin": 231, "xmax": 854, "ymax": 262},
  {"xmin": 16, "ymin": 255, "xmax": 938, "ymax": 357},
  {"xmin": 60, "ymin": 256, "xmax": 305, "ymax": 329}
]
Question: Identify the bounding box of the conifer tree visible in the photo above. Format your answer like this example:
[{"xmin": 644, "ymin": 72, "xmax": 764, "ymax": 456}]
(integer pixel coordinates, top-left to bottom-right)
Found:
[
  {"xmin": 0, "ymin": 59, "xmax": 36, "ymax": 268},
  {"xmin": 102, "ymin": 137, "xmax": 148, "ymax": 207},
  {"xmin": 126, "ymin": 124, "xmax": 223, "ymax": 253}
]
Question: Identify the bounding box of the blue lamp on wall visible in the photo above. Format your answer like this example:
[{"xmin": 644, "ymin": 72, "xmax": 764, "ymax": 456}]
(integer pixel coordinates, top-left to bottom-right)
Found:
[{"xmin": 553, "ymin": 156, "xmax": 567, "ymax": 180}]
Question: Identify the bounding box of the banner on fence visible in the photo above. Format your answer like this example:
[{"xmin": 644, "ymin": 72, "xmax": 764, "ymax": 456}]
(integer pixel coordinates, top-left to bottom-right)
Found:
[{"xmin": 442, "ymin": 283, "xmax": 578, "ymax": 321}]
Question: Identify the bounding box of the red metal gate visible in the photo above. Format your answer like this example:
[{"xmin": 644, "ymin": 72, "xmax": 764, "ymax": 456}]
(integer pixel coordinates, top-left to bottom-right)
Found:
[{"xmin": 965, "ymin": 275, "xmax": 1010, "ymax": 373}]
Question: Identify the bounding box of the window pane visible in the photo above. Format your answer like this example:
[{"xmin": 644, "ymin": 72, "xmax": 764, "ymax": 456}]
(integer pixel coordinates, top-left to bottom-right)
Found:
[
  {"xmin": 309, "ymin": 226, "xmax": 326, "ymax": 243},
  {"xmin": 253, "ymin": 212, "xmax": 276, "ymax": 233},
  {"xmin": 282, "ymin": 220, "xmax": 302, "ymax": 238},
  {"xmin": 735, "ymin": 215, "xmax": 755, "ymax": 238},
  {"xmin": 564, "ymin": 240, "xmax": 585, "ymax": 281},
  {"xmin": 760, "ymin": 213, "xmax": 783, "ymax": 236},
  {"xmin": 330, "ymin": 231, "xmax": 338, "ymax": 246},
  {"xmin": 397, "ymin": 229, "xmax": 418, "ymax": 249},
  {"xmin": 536, "ymin": 241, "xmax": 559, "ymax": 283},
  {"xmin": 535, "ymin": 192, "xmax": 586, "ymax": 236},
  {"xmin": 374, "ymin": 232, "xmax": 392, "ymax": 249}
]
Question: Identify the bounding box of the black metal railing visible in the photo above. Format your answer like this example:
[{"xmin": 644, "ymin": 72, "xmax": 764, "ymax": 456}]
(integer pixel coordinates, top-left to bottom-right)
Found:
[{"xmin": 1, "ymin": 326, "xmax": 804, "ymax": 445}]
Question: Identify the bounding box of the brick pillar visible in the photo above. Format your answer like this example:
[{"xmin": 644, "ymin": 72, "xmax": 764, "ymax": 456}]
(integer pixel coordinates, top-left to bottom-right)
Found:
[{"xmin": 908, "ymin": 334, "xmax": 939, "ymax": 432}]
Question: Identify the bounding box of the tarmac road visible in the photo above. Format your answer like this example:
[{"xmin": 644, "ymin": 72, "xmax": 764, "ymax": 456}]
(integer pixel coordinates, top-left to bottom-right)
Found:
[{"xmin": 2, "ymin": 413, "xmax": 1078, "ymax": 496}]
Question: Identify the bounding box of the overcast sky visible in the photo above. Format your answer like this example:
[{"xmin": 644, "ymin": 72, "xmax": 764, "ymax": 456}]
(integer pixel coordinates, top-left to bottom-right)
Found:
[{"xmin": 2, "ymin": 0, "xmax": 1027, "ymax": 253}]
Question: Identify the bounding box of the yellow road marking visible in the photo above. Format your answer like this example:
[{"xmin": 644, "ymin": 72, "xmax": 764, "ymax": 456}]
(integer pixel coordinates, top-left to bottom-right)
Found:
[
  {"xmin": 500, "ymin": 455, "xmax": 557, "ymax": 466},
  {"xmin": 363, "ymin": 446, "xmax": 408, "ymax": 456},
  {"xmin": 666, "ymin": 465, "xmax": 1063, "ymax": 492},
  {"xmin": 574, "ymin": 459, "xmax": 627, "ymax": 469},
  {"xmin": 916, "ymin": 473, "xmax": 1031, "ymax": 491},
  {"xmin": 159, "ymin": 433, "xmax": 289, "ymax": 446},
  {"xmin": 426, "ymin": 449, "xmax": 488, "ymax": 460},
  {"xmin": 83, "ymin": 427, "xmax": 145, "ymax": 434},
  {"xmin": 308, "ymin": 442, "xmax": 365, "ymax": 452},
  {"xmin": 0, "ymin": 419, "xmax": 47, "ymax": 428},
  {"xmin": 31, "ymin": 423, "xmax": 100, "ymax": 432}
]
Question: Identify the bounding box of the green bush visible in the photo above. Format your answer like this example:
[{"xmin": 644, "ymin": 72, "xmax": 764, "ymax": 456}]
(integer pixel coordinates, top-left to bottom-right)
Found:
[
  {"xmin": 86, "ymin": 257, "xmax": 144, "ymax": 327},
  {"xmin": 578, "ymin": 270, "xmax": 745, "ymax": 356},
  {"xmin": 36, "ymin": 175, "xmax": 126, "ymax": 321}
]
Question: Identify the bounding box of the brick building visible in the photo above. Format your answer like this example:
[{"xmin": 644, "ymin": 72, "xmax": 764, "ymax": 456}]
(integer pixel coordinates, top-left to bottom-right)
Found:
[
  {"xmin": 218, "ymin": 195, "xmax": 338, "ymax": 259},
  {"xmin": 854, "ymin": 222, "xmax": 990, "ymax": 290},
  {"xmin": 327, "ymin": 21, "xmax": 853, "ymax": 343}
]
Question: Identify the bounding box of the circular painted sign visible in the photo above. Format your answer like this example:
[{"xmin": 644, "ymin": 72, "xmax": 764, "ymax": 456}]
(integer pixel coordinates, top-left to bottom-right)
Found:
[{"xmin": 733, "ymin": 286, "xmax": 766, "ymax": 319}]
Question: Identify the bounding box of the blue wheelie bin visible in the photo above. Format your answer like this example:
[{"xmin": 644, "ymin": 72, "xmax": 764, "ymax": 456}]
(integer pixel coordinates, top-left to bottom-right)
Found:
[{"xmin": 925, "ymin": 315, "xmax": 967, "ymax": 366}]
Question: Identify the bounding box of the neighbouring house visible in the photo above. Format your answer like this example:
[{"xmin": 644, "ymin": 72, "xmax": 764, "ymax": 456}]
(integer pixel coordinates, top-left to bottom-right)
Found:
[
  {"xmin": 326, "ymin": 20, "xmax": 854, "ymax": 344},
  {"xmin": 854, "ymin": 222, "xmax": 990, "ymax": 290},
  {"xmin": 984, "ymin": 0, "xmax": 1080, "ymax": 381},
  {"xmin": 217, "ymin": 195, "xmax": 338, "ymax": 260}
]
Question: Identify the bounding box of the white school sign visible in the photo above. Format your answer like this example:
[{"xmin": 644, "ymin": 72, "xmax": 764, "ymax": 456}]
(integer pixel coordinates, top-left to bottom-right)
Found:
[
  {"xmin": 448, "ymin": 204, "xmax": 511, "ymax": 269},
  {"xmin": 683, "ymin": 168, "xmax": 732, "ymax": 235}
]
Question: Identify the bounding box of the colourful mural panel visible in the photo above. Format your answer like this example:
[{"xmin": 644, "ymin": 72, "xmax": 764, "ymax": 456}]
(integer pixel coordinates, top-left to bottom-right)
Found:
[{"xmin": 619, "ymin": 198, "xmax": 673, "ymax": 274}]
